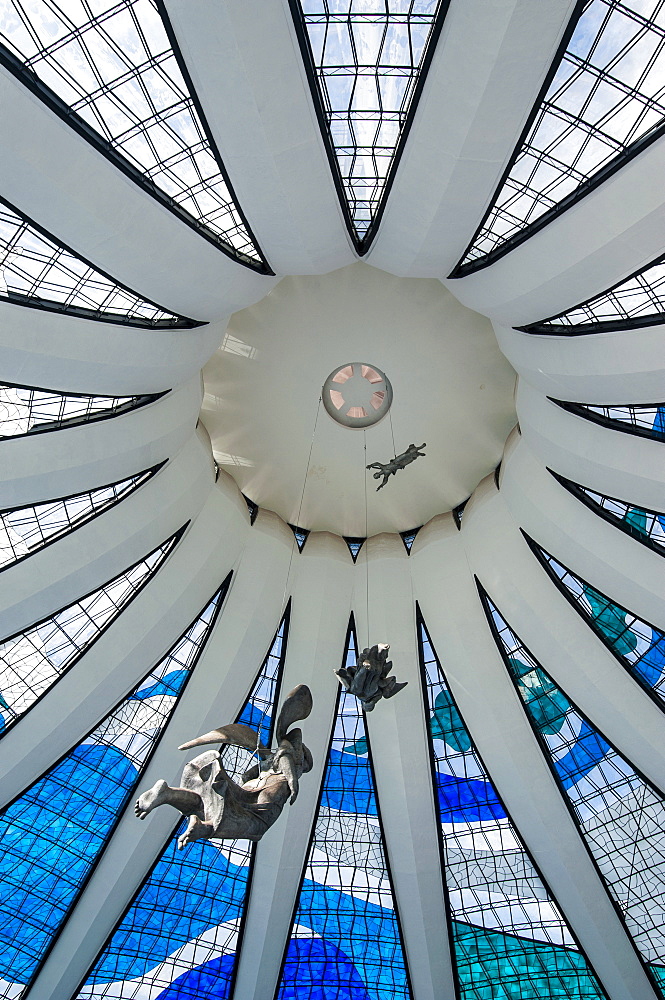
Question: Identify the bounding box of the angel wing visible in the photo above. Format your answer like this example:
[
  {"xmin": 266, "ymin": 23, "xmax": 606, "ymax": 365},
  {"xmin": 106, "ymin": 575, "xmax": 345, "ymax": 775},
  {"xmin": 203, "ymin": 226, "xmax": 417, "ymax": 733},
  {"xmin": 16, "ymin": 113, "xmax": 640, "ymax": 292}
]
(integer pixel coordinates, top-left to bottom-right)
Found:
[{"xmin": 178, "ymin": 722, "xmax": 271, "ymax": 756}]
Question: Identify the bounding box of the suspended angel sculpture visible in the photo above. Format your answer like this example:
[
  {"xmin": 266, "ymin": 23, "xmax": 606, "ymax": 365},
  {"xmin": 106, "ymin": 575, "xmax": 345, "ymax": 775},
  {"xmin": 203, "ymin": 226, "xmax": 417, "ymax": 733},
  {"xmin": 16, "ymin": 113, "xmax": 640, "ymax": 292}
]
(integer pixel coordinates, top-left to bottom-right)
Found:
[
  {"xmin": 135, "ymin": 684, "xmax": 313, "ymax": 847},
  {"xmin": 366, "ymin": 443, "xmax": 426, "ymax": 490},
  {"xmin": 335, "ymin": 643, "xmax": 407, "ymax": 712}
]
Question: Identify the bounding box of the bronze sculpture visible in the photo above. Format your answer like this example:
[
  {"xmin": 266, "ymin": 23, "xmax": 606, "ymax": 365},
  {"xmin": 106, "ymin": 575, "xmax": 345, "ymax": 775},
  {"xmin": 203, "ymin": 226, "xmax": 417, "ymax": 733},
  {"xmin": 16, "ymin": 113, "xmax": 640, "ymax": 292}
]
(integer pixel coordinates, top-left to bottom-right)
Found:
[
  {"xmin": 135, "ymin": 684, "xmax": 313, "ymax": 846},
  {"xmin": 366, "ymin": 443, "xmax": 426, "ymax": 490},
  {"xmin": 335, "ymin": 643, "xmax": 407, "ymax": 711}
]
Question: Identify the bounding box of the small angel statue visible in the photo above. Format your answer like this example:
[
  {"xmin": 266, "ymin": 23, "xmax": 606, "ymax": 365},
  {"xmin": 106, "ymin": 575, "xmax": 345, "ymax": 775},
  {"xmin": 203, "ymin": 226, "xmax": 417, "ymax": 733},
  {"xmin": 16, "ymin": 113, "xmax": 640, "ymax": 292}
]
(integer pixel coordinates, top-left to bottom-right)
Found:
[
  {"xmin": 335, "ymin": 644, "xmax": 407, "ymax": 712},
  {"xmin": 135, "ymin": 684, "xmax": 313, "ymax": 848}
]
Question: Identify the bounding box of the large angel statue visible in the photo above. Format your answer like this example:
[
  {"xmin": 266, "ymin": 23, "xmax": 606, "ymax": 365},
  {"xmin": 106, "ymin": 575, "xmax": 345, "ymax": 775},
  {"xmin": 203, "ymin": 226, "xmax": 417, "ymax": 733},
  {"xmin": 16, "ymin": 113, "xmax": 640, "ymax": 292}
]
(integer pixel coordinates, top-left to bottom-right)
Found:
[
  {"xmin": 335, "ymin": 643, "xmax": 407, "ymax": 711},
  {"xmin": 366, "ymin": 442, "xmax": 426, "ymax": 491},
  {"xmin": 135, "ymin": 684, "xmax": 313, "ymax": 848}
]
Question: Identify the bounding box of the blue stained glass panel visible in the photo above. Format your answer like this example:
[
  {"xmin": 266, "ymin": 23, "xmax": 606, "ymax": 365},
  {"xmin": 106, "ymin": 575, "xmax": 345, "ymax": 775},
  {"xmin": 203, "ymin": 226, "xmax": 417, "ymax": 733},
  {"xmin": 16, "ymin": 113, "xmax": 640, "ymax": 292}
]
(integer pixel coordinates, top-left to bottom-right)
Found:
[
  {"xmin": 75, "ymin": 608, "xmax": 290, "ymax": 999},
  {"xmin": 554, "ymin": 476, "xmax": 665, "ymax": 557},
  {"xmin": 0, "ymin": 467, "xmax": 157, "ymax": 571},
  {"xmin": 418, "ymin": 615, "xmax": 606, "ymax": 999},
  {"xmin": 484, "ymin": 591, "xmax": 665, "ymax": 994},
  {"xmin": 343, "ymin": 537, "xmax": 365, "ymax": 562},
  {"xmin": 0, "ymin": 529, "xmax": 182, "ymax": 736},
  {"xmin": 531, "ymin": 541, "xmax": 665, "ymax": 705},
  {"xmin": 0, "ymin": 581, "xmax": 228, "ymax": 998},
  {"xmin": 276, "ymin": 622, "xmax": 412, "ymax": 1000}
]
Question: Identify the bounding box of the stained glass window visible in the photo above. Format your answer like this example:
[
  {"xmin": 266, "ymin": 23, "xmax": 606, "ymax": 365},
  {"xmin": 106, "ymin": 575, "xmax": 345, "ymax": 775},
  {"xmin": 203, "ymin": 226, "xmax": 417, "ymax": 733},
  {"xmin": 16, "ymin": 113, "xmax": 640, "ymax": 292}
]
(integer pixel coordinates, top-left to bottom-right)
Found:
[
  {"xmin": 288, "ymin": 524, "xmax": 310, "ymax": 553},
  {"xmin": 0, "ymin": 381, "xmax": 161, "ymax": 439},
  {"xmin": 242, "ymin": 494, "xmax": 259, "ymax": 525},
  {"xmin": 452, "ymin": 498, "xmax": 468, "ymax": 530},
  {"xmin": 522, "ymin": 251, "xmax": 665, "ymax": 334},
  {"xmin": 0, "ymin": 199, "xmax": 194, "ymax": 326},
  {"xmin": 75, "ymin": 606, "xmax": 291, "ymax": 1000},
  {"xmin": 0, "ymin": 465, "xmax": 159, "ymax": 572},
  {"xmin": 528, "ymin": 537, "xmax": 665, "ymax": 708},
  {"xmin": 0, "ymin": 527, "xmax": 183, "ymax": 736},
  {"xmin": 553, "ymin": 472, "xmax": 665, "ymax": 557},
  {"xmin": 483, "ymin": 590, "xmax": 665, "ymax": 996},
  {"xmin": 0, "ymin": 579, "xmax": 229, "ymax": 999},
  {"xmin": 343, "ymin": 536, "xmax": 365, "ymax": 562},
  {"xmin": 418, "ymin": 612, "xmax": 606, "ymax": 999},
  {"xmin": 276, "ymin": 619, "xmax": 412, "ymax": 1000},
  {"xmin": 400, "ymin": 526, "xmax": 420, "ymax": 553},
  {"xmin": 455, "ymin": 1, "xmax": 665, "ymax": 275},
  {"xmin": 290, "ymin": 0, "xmax": 447, "ymax": 250},
  {"xmin": 551, "ymin": 399, "xmax": 665, "ymax": 443},
  {"xmin": 0, "ymin": 1, "xmax": 267, "ymax": 269}
]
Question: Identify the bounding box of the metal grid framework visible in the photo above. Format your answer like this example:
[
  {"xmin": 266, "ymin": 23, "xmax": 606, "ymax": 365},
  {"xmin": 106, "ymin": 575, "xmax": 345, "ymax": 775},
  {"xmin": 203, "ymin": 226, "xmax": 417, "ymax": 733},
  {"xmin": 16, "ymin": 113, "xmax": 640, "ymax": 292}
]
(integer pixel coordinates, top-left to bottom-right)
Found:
[
  {"xmin": 522, "ymin": 250, "xmax": 665, "ymax": 334},
  {"xmin": 75, "ymin": 607, "xmax": 290, "ymax": 1000},
  {"xmin": 343, "ymin": 536, "xmax": 365, "ymax": 562},
  {"xmin": 529, "ymin": 538, "xmax": 665, "ymax": 709},
  {"xmin": 0, "ymin": 199, "xmax": 193, "ymax": 327},
  {"xmin": 553, "ymin": 472, "xmax": 665, "ymax": 557},
  {"xmin": 483, "ymin": 590, "xmax": 665, "ymax": 994},
  {"xmin": 0, "ymin": 382, "xmax": 161, "ymax": 439},
  {"xmin": 0, "ymin": 528, "xmax": 182, "ymax": 737},
  {"xmin": 552, "ymin": 399, "xmax": 665, "ymax": 442},
  {"xmin": 0, "ymin": 466, "xmax": 158, "ymax": 572},
  {"xmin": 0, "ymin": 0, "xmax": 267, "ymax": 269},
  {"xmin": 276, "ymin": 620, "xmax": 412, "ymax": 1000},
  {"xmin": 291, "ymin": 0, "xmax": 446, "ymax": 250},
  {"xmin": 418, "ymin": 614, "xmax": 606, "ymax": 1000},
  {"xmin": 455, "ymin": 0, "xmax": 665, "ymax": 275},
  {"xmin": 0, "ymin": 582, "xmax": 228, "ymax": 998}
]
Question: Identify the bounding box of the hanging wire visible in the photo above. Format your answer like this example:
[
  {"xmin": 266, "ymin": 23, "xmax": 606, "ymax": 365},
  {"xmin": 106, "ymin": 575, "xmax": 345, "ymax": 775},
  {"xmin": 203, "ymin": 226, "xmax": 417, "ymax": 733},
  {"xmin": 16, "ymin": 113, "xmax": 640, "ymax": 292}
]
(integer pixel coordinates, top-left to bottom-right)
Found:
[
  {"xmin": 364, "ymin": 429, "xmax": 370, "ymax": 648},
  {"xmin": 388, "ymin": 407, "xmax": 397, "ymax": 458}
]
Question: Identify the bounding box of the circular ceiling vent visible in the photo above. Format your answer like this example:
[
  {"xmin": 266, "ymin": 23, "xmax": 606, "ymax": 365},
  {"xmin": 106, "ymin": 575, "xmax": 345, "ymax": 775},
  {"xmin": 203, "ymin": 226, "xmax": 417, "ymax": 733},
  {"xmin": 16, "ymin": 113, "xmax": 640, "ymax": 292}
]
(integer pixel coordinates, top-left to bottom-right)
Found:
[{"xmin": 322, "ymin": 362, "xmax": 393, "ymax": 428}]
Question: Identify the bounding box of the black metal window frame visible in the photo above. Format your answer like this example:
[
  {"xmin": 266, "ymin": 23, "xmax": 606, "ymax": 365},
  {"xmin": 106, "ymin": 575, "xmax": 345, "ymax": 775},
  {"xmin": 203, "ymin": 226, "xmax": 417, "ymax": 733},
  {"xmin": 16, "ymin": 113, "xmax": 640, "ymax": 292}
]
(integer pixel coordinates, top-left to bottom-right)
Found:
[
  {"xmin": 523, "ymin": 529, "xmax": 665, "ymax": 715},
  {"xmin": 478, "ymin": 579, "xmax": 665, "ymax": 997},
  {"xmin": 0, "ymin": 379, "xmax": 167, "ymax": 441},
  {"xmin": 6, "ymin": 570, "xmax": 231, "ymax": 994},
  {"xmin": 519, "ymin": 250, "xmax": 665, "ymax": 335},
  {"xmin": 272, "ymin": 612, "xmax": 414, "ymax": 1000},
  {"xmin": 550, "ymin": 398, "xmax": 665, "ymax": 443},
  {"xmin": 0, "ymin": 197, "xmax": 201, "ymax": 328},
  {"xmin": 415, "ymin": 604, "xmax": 608, "ymax": 1000},
  {"xmin": 549, "ymin": 468, "xmax": 665, "ymax": 559},
  {"xmin": 452, "ymin": 498, "xmax": 469, "ymax": 531},
  {"xmin": 288, "ymin": 523, "xmax": 310, "ymax": 552},
  {"xmin": 399, "ymin": 526, "xmax": 421, "ymax": 554},
  {"xmin": 0, "ymin": 1, "xmax": 272, "ymax": 274},
  {"xmin": 288, "ymin": 0, "xmax": 449, "ymax": 255},
  {"xmin": 0, "ymin": 459, "xmax": 166, "ymax": 575},
  {"xmin": 450, "ymin": 0, "xmax": 665, "ymax": 279}
]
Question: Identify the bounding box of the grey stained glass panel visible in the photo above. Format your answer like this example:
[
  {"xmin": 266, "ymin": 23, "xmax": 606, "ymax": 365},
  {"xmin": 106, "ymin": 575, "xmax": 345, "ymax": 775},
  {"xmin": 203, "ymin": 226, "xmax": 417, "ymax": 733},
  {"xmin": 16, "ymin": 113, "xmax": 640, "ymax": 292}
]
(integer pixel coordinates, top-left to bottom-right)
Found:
[
  {"xmin": 418, "ymin": 614, "xmax": 606, "ymax": 999},
  {"xmin": 292, "ymin": 0, "xmax": 446, "ymax": 249},
  {"xmin": 0, "ymin": 466, "xmax": 157, "ymax": 571},
  {"xmin": 484, "ymin": 590, "xmax": 665, "ymax": 995},
  {"xmin": 0, "ymin": 382, "xmax": 161, "ymax": 438},
  {"xmin": 0, "ymin": 199, "xmax": 192, "ymax": 326},
  {"xmin": 0, "ymin": 528, "xmax": 182, "ymax": 735},
  {"xmin": 523, "ymin": 251, "xmax": 665, "ymax": 333},
  {"xmin": 456, "ymin": 1, "xmax": 665, "ymax": 273},
  {"xmin": 0, "ymin": 581, "xmax": 227, "ymax": 999},
  {"xmin": 0, "ymin": 0, "xmax": 266, "ymax": 267},
  {"xmin": 552, "ymin": 399, "xmax": 665, "ymax": 442},
  {"xmin": 75, "ymin": 608, "xmax": 290, "ymax": 999}
]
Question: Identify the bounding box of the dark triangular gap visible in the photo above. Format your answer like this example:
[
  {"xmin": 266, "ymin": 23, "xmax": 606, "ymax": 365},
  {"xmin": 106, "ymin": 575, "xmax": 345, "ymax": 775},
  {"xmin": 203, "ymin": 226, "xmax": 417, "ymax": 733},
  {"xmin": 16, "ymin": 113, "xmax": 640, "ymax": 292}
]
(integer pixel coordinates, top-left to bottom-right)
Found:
[
  {"xmin": 494, "ymin": 462, "xmax": 502, "ymax": 489},
  {"xmin": 287, "ymin": 1, "xmax": 450, "ymax": 254},
  {"xmin": 343, "ymin": 537, "xmax": 366, "ymax": 563},
  {"xmin": 0, "ymin": 523, "xmax": 187, "ymax": 738},
  {"xmin": 288, "ymin": 524, "xmax": 310, "ymax": 553},
  {"xmin": 71, "ymin": 603, "xmax": 291, "ymax": 1000},
  {"xmin": 400, "ymin": 526, "xmax": 422, "ymax": 554},
  {"xmin": 242, "ymin": 494, "xmax": 259, "ymax": 525},
  {"xmin": 416, "ymin": 604, "xmax": 608, "ymax": 1000},
  {"xmin": 478, "ymin": 582, "xmax": 665, "ymax": 998},
  {"xmin": 0, "ymin": 460, "xmax": 166, "ymax": 575},
  {"xmin": 548, "ymin": 468, "xmax": 665, "ymax": 559},
  {"xmin": 452, "ymin": 498, "xmax": 469, "ymax": 531},
  {"xmin": 0, "ymin": 197, "xmax": 198, "ymax": 327},
  {"xmin": 0, "ymin": 573, "xmax": 232, "ymax": 996},
  {"xmin": 523, "ymin": 530, "xmax": 665, "ymax": 713},
  {"xmin": 273, "ymin": 613, "xmax": 414, "ymax": 999}
]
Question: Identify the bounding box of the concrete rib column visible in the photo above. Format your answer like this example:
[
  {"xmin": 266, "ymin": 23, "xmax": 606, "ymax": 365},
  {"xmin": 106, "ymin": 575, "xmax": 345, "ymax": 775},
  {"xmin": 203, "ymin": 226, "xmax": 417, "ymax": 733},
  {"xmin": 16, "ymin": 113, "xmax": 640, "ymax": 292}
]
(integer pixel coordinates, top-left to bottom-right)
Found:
[
  {"xmin": 231, "ymin": 531, "xmax": 353, "ymax": 1000},
  {"xmin": 27, "ymin": 500, "xmax": 295, "ymax": 1000},
  {"xmin": 356, "ymin": 532, "xmax": 456, "ymax": 1000}
]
